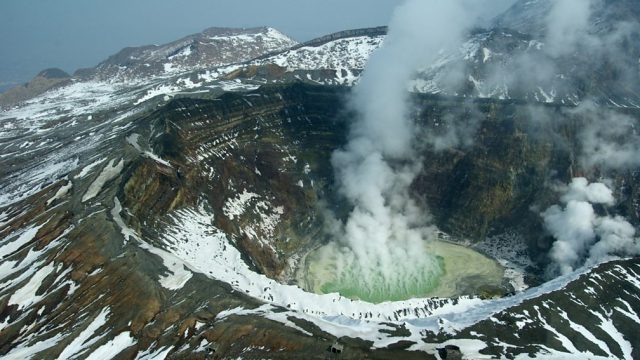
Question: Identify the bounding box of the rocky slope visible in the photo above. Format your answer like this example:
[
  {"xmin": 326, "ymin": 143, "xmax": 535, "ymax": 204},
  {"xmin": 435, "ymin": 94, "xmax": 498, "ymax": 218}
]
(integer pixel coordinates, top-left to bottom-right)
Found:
[{"xmin": 0, "ymin": 68, "xmax": 71, "ymax": 108}]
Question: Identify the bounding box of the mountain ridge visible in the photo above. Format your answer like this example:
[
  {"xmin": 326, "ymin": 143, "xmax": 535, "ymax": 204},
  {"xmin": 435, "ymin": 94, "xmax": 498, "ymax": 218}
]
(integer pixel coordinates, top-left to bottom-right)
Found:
[{"xmin": 73, "ymin": 26, "xmax": 298, "ymax": 82}]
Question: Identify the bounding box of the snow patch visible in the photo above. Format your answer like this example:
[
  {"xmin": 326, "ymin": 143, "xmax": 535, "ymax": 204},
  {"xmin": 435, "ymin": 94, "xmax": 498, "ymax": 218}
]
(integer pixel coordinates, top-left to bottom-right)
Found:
[
  {"xmin": 75, "ymin": 158, "xmax": 107, "ymax": 179},
  {"xmin": 85, "ymin": 331, "xmax": 137, "ymax": 360},
  {"xmin": 58, "ymin": 307, "xmax": 111, "ymax": 359},
  {"xmin": 9, "ymin": 262, "xmax": 55, "ymax": 310},
  {"xmin": 46, "ymin": 180, "xmax": 72, "ymax": 206},
  {"xmin": 2, "ymin": 334, "xmax": 64, "ymax": 360},
  {"xmin": 136, "ymin": 346, "xmax": 173, "ymax": 360},
  {"xmin": 223, "ymin": 190, "xmax": 258, "ymax": 220},
  {"xmin": 0, "ymin": 223, "xmax": 45, "ymax": 259},
  {"xmin": 82, "ymin": 159, "xmax": 124, "ymax": 202}
]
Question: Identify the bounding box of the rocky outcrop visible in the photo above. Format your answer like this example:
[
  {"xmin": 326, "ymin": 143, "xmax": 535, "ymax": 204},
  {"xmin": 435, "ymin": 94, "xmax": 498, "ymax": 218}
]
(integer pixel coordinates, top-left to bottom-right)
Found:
[
  {"xmin": 255, "ymin": 26, "xmax": 387, "ymax": 60},
  {"xmin": 0, "ymin": 68, "xmax": 71, "ymax": 108}
]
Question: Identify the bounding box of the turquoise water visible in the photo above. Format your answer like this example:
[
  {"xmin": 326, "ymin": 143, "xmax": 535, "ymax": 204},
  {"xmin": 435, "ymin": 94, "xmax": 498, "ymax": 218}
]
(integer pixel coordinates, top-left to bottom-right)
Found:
[
  {"xmin": 317, "ymin": 256, "xmax": 445, "ymax": 303},
  {"xmin": 297, "ymin": 240, "xmax": 505, "ymax": 303}
]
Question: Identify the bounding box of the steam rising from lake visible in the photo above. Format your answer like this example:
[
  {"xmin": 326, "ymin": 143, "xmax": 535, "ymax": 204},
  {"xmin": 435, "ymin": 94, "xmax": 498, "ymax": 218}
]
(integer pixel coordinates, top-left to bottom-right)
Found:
[{"xmin": 325, "ymin": 0, "xmax": 478, "ymax": 301}]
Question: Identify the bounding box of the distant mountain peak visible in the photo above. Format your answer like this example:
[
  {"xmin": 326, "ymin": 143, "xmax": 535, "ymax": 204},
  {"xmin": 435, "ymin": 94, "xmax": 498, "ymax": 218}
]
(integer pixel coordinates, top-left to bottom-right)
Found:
[
  {"xmin": 0, "ymin": 68, "xmax": 71, "ymax": 107},
  {"xmin": 36, "ymin": 68, "xmax": 70, "ymax": 79},
  {"xmin": 74, "ymin": 26, "xmax": 297, "ymax": 82}
]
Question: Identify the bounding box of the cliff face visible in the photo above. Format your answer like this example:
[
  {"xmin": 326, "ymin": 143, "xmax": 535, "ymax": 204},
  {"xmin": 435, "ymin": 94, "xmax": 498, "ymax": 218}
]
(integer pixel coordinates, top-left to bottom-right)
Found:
[
  {"xmin": 111, "ymin": 85, "xmax": 640, "ymax": 276},
  {"xmin": 415, "ymin": 98, "xmax": 640, "ymax": 247},
  {"xmin": 119, "ymin": 85, "xmax": 350, "ymax": 278}
]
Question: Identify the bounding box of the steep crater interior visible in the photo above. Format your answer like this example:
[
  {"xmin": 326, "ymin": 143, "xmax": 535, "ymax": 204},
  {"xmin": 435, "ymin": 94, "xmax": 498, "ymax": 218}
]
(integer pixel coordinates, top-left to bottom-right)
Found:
[{"xmin": 125, "ymin": 83, "xmax": 639, "ymax": 304}]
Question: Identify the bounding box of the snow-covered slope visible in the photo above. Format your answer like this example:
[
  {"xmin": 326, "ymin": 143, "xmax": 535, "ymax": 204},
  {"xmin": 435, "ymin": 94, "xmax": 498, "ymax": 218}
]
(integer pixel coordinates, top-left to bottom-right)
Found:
[
  {"xmin": 76, "ymin": 27, "xmax": 298, "ymax": 82},
  {"xmin": 252, "ymin": 27, "xmax": 385, "ymax": 85},
  {"xmin": 0, "ymin": 27, "xmax": 384, "ymax": 114},
  {"xmin": 6, "ymin": 0, "xmax": 640, "ymax": 112}
]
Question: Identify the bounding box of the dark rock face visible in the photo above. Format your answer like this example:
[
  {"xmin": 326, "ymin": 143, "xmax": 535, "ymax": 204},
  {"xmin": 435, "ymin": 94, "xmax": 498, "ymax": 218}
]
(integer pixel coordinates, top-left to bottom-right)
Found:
[
  {"xmin": 437, "ymin": 344, "xmax": 462, "ymax": 360},
  {"xmin": 287, "ymin": 26, "xmax": 387, "ymax": 51},
  {"xmin": 118, "ymin": 85, "xmax": 350, "ymax": 278},
  {"xmin": 120, "ymin": 86, "xmax": 640, "ymax": 277}
]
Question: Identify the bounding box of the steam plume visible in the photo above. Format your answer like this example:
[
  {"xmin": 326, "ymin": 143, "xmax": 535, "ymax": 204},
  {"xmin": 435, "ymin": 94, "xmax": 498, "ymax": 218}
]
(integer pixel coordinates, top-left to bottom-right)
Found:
[
  {"xmin": 543, "ymin": 177, "xmax": 640, "ymax": 276},
  {"xmin": 541, "ymin": 2, "xmax": 640, "ymax": 274},
  {"xmin": 572, "ymin": 101, "xmax": 640, "ymax": 170},
  {"xmin": 327, "ymin": 0, "xmax": 488, "ymax": 300},
  {"xmin": 545, "ymin": 0, "xmax": 592, "ymax": 57},
  {"xmin": 321, "ymin": 0, "xmax": 640, "ymax": 296}
]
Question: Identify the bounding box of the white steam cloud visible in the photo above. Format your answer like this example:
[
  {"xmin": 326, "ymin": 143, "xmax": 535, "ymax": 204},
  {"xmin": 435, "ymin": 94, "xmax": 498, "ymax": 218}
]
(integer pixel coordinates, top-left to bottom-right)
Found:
[
  {"xmin": 559, "ymin": 177, "xmax": 614, "ymax": 205},
  {"xmin": 543, "ymin": 177, "xmax": 640, "ymax": 276},
  {"xmin": 541, "ymin": 2, "xmax": 640, "ymax": 275},
  {"xmin": 327, "ymin": 0, "xmax": 488, "ymax": 299},
  {"xmin": 481, "ymin": 0, "xmax": 640, "ymax": 107},
  {"xmin": 573, "ymin": 101, "xmax": 640, "ymax": 170},
  {"xmin": 319, "ymin": 0, "xmax": 639, "ymax": 295},
  {"xmin": 545, "ymin": 0, "xmax": 592, "ymax": 57}
]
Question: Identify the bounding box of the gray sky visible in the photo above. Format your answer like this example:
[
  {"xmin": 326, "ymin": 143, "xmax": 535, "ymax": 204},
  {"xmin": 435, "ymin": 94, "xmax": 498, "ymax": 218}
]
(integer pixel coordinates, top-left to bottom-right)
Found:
[{"xmin": 0, "ymin": 0, "xmax": 401, "ymax": 88}]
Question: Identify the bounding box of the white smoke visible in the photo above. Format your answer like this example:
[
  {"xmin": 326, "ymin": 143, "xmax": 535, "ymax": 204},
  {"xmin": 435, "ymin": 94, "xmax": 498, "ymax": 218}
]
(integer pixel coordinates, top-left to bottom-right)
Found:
[
  {"xmin": 540, "ymin": 2, "xmax": 640, "ymax": 274},
  {"xmin": 320, "ymin": 0, "xmax": 639, "ymax": 295},
  {"xmin": 572, "ymin": 101, "xmax": 640, "ymax": 170},
  {"xmin": 545, "ymin": 0, "xmax": 637, "ymax": 60},
  {"xmin": 588, "ymin": 216, "xmax": 639, "ymax": 266},
  {"xmin": 423, "ymin": 101, "xmax": 485, "ymax": 152},
  {"xmin": 482, "ymin": 0, "xmax": 640, "ymax": 106},
  {"xmin": 327, "ymin": 0, "xmax": 504, "ymax": 298},
  {"xmin": 559, "ymin": 177, "xmax": 614, "ymax": 205},
  {"xmin": 543, "ymin": 177, "xmax": 640, "ymax": 276},
  {"xmin": 544, "ymin": 200, "xmax": 596, "ymax": 275},
  {"xmin": 545, "ymin": 0, "xmax": 593, "ymax": 57},
  {"xmin": 407, "ymin": 0, "xmax": 640, "ymax": 280},
  {"xmin": 345, "ymin": 0, "xmax": 471, "ymax": 159}
]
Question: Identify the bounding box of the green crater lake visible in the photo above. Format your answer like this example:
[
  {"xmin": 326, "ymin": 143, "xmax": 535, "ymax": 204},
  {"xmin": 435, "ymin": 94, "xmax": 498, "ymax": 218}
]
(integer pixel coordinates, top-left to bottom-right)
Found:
[{"xmin": 296, "ymin": 240, "xmax": 505, "ymax": 303}]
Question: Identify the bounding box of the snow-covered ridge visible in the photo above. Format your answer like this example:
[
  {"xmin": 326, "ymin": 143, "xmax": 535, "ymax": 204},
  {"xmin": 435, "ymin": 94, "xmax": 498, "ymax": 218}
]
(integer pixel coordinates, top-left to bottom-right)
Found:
[
  {"xmin": 5, "ymin": 15, "xmax": 640, "ymax": 125},
  {"xmin": 255, "ymin": 35, "xmax": 383, "ymax": 72},
  {"xmin": 0, "ymin": 25, "xmax": 592, "ymax": 122},
  {"xmin": 79, "ymin": 26, "xmax": 298, "ymax": 82}
]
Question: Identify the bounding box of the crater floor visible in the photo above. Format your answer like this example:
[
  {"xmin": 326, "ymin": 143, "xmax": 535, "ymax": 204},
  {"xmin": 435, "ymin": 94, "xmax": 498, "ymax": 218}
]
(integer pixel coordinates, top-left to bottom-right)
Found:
[{"xmin": 296, "ymin": 239, "xmax": 507, "ymax": 303}]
